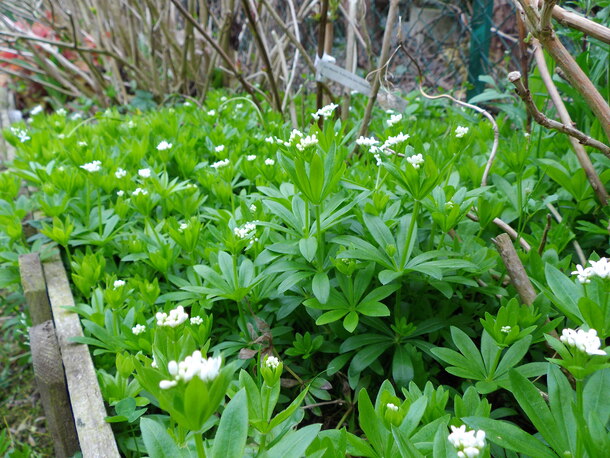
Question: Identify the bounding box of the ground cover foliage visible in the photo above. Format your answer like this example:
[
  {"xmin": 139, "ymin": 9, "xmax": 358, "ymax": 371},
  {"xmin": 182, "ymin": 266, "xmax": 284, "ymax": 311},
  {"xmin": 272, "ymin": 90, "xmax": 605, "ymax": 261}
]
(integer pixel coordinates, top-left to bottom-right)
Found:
[{"xmin": 1, "ymin": 92, "xmax": 609, "ymax": 457}]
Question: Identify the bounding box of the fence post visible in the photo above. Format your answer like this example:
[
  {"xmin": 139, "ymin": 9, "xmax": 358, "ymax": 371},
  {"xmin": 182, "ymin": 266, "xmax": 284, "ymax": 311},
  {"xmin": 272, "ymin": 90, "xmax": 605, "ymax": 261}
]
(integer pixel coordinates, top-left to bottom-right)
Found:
[{"xmin": 467, "ymin": 0, "xmax": 495, "ymax": 98}]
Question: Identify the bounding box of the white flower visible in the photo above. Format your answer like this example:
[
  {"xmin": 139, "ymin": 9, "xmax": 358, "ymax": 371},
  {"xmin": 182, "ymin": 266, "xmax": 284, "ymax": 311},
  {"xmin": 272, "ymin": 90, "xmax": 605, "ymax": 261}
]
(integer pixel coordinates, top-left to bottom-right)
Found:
[
  {"xmin": 387, "ymin": 113, "xmax": 403, "ymax": 126},
  {"xmin": 56, "ymin": 108, "xmax": 67, "ymax": 116},
  {"xmin": 455, "ymin": 126, "xmax": 469, "ymax": 138},
  {"xmin": 132, "ymin": 187, "xmax": 148, "ymax": 196},
  {"xmin": 10, "ymin": 127, "xmax": 30, "ymax": 143},
  {"xmin": 236, "ymin": 103, "xmax": 243, "ymax": 109},
  {"xmin": 30, "ymin": 105, "xmax": 43, "ymax": 116},
  {"xmin": 445, "ymin": 201, "xmax": 455, "ymax": 210},
  {"xmin": 234, "ymin": 222, "xmax": 257, "ymax": 239},
  {"xmin": 71, "ymin": 113, "xmax": 82, "ymax": 120},
  {"xmin": 249, "ymin": 204, "xmax": 257, "ymax": 212},
  {"xmin": 265, "ymin": 355, "xmax": 280, "ymax": 369},
  {"xmin": 179, "ymin": 222, "xmax": 189, "ymax": 231},
  {"xmin": 77, "ymin": 141, "xmax": 88, "ymax": 147},
  {"xmin": 406, "ymin": 153, "xmax": 424, "ymax": 169},
  {"xmin": 159, "ymin": 380, "xmax": 178, "ymax": 389},
  {"xmin": 113, "ymin": 280, "xmax": 125, "ymax": 288},
  {"xmin": 115, "ymin": 168, "xmax": 127, "ymax": 179},
  {"xmin": 312, "ymin": 103, "xmax": 338, "ymax": 120},
  {"xmin": 264, "ymin": 136, "xmax": 275, "ymax": 143},
  {"xmin": 373, "ymin": 153, "xmax": 382, "ymax": 166},
  {"xmin": 501, "ymin": 325, "xmax": 512, "ymax": 334},
  {"xmin": 183, "ymin": 101, "xmax": 192, "ymax": 107},
  {"xmin": 138, "ymin": 168, "xmax": 151, "ymax": 178},
  {"xmin": 190, "ymin": 316, "xmax": 204, "ymax": 325},
  {"xmin": 288, "ymin": 129, "xmax": 303, "ymax": 144},
  {"xmin": 132, "ymin": 324, "xmax": 146, "ymax": 335},
  {"xmin": 386, "ymin": 403, "xmax": 399, "ymax": 412},
  {"xmin": 151, "ymin": 357, "xmax": 158, "ymax": 368},
  {"xmin": 560, "ymin": 328, "xmax": 606, "ymax": 356},
  {"xmin": 356, "ymin": 136, "xmax": 379, "ymax": 147},
  {"xmin": 247, "ymin": 155, "xmax": 257, "ymax": 161},
  {"xmin": 156, "ymin": 141, "xmax": 173, "ymax": 151},
  {"xmin": 448, "ymin": 425, "xmax": 486, "ymax": 458},
  {"xmin": 589, "ymin": 258, "xmax": 610, "ymax": 279},
  {"xmin": 80, "ymin": 160, "xmax": 102, "ymax": 172},
  {"xmin": 211, "ymin": 159, "xmax": 230, "ymax": 169},
  {"xmin": 571, "ymin": 264, "xmax": 594, "ymax": 284},
  {"xmin": 156, "ymin": 305, "xmax": 189, "ymax": 328},
  {"xmin": 215, "ymin": 145, "xmax": 225, "ymax": 152},
  {"xmin": 383, "ymin": 132, "xmax": 410, "ymax": 149},
  {"xmin": 264, "ymin": 158, "xmax": 275, "ymax": 166},
  {"xmin": 58, "ymin": 134, "xmax": 66, "ymax": 139},
  {"xmin": 296, "ymin": 134, "xmax": 318, "ymax": 151},
  {"xmin": 167, "ymin": 351, "xmax": 221, "ymax": 383},
  {"xmin": 207, "ymin": 109, "xmax": 216, "ymax": 116},
  {"xmin": 116, "ymin": 190, "xmax": 125, "ymax": 197},
  {"xmin": 126, "ymin": 120, "xmax": 135, "ymax": 129},
  {"xmin": 221, "ymin": 96, "xmax": 227, "ymax": 101}
]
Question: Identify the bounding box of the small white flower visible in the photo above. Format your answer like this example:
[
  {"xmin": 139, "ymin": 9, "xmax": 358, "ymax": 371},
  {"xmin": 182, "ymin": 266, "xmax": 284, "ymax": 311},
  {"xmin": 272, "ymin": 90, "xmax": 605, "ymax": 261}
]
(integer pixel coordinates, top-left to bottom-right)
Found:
[
  {"xmin": 170, "ymin": 351, "xmax": 221, "ymax": 383},
  {"xmin": 501, "ymin": 325, "xmax": 512, "ymax": 334},
  {"xmin": 190, "ymin": 316, "xmax": 204, "ymax": 325},
  {"xmin": 374, "ymin": 153, "xmax": 382, "ymax": 166},
  {"xmin": 58, "ymin": 134, "xmax": 66, "ymax": 139},
  {"xmin": 132, "ymin": 187, "xmax": 148, "ymax": 196},
  {"xmin": 448, "ymin": 425, "xmax": 486, "ymax": 458},
  {"xmin": 386, "ymin": 403, "xmax": 399, "ymax": 412},
  {"xmin": 589, "ymin": 258, "xmax": 610, "ymax": 279},
  {"xmin": 113, "ymin": 280, "xmax": 125, "ymax": 288},
  {"xmin": 77, "ymin": 141, "xmax": 88, "ymax": 147},
  {"xmin": 236, "ymin": 103, "xmax": 243, "ymax": 109},
  {"xmin": 288, "ymin": 129, "xmax": 303, "ymax": 144},
  {"xmin": 247, "ymin": 155, "xmax": 257, "ymax": 161},
  {"xmin": 156, "ymin": 305, "xmax": 189, "ymax": 328},
  {"xmin": 264, "ymin": 136, "xmax": 275, "ymax": 144},
  {"xmin": 10, "ymin": 127, "xmax": 31, "ymax": 143},
  {"xmin": 211, "ymin": 159, "xmax": 230, "ymax": 169},
  {"xmin": 138, "ymin": 168, "xmax": 151, "ymax": 178},
  {"xmin": 445, "ymin": 201, "xmax": 455, "ymax": 210},
  {"xmin": 179, "ymin": 222, "xmax": 189, "ymax": 231},
  {"xmin": 71, "ymin": 113, "xmax": 82, "ymax": 120},
  {"xmin": 356, "ymin": 136, "xmax": 379, "ymax": 147},
  {"xmin": 207, "ymin": 109, "xmax": 216, "ymax": 116},
  {"xmin": 264, "ymin": 158, "xmax": 275, "ymax": 166},
  {"xmin": 221, "ymin": 96, "xmax": 227, "ymax": 101},
  {"xmin": 156, "ymin": 141, "xmax": 173, "ymax": 151},
  {"xmin": 455, "ymin": 126, "xmax": 469, "ymax": 138},
  {"xmin": 234, "ymin": 222, "xmax": 257, "ymax": 239},
  {"xmin": 249, "ymin": 204, "xmax": 257, "ymax": 212},
  {"xmin": 383, "ymin": 132, "xmax": 410, "ymax": 149},
  {"xmin": 116, "ymin": 190, "xmax": 125, "ymax": 197},
  {"xmin": 159, "ymin": 379, "xmax": 178, "ymax": 389},
  {"xmin": 571, "ymin": 264, "xmax": 593, "ymax": 284},
  {"xmin": 56, "ymin": 108, "xmax": 67, "ymax": 116},
  {"xmin": 126, "ymin": 120, "xmax": 135, "ymax": 129},
  {"xmin": 264, "ymin": 355, "xmax": 280, "ymax": 369},
  {"xmin": 151, "ymin": 357, "xmax": 158, "ymax": 368},
  {"xmin": 80, "ymin": 160, "xmax": 102, "ymax": 172},
  {"xmin": 560, "ymin": 328, "xmax": 606, "ymax": 356},
  {"xmin": 387, "ymin": 113, "xmax": 403, "ymax": 126},
  {"xmin": 215, "ymin": 145, "xmax": 225, "ymax": 152},
  {"xmin": 296, "ymin": 134, "xmax": 318, "ymax": 151},
  {"xmin": 115, "ymin": 168, "xmax": 127, "ymax": 179},
  {"xmin": 406, "ymin": 153, "xmax": 424, "ymax": 169},
  {"xmin": 312, "ymin": 103, "xmax": 338, "ymax": 120},
  {"xmin": 183, "ymin": 101, "xmax": 192, "ymax": 107},
  {"xmin": 132, "ymin": 324, "xmax": 146, "ymax": 335},
  {"xmin": 30, "ymin": 105, "xmax": 43, "ymax": 116}
]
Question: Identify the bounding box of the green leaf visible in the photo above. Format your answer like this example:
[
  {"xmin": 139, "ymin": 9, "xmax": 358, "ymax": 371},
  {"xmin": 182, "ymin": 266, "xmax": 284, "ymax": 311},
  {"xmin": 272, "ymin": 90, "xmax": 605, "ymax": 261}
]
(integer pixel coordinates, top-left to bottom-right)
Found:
[
  {"xmin": 463, "ymin": 417, "xmax": 555, "ymax": 458},
  {"xmin": 357, "ymin": 388, "xmax": 386, "ymax": 454},
  {"xmin": 211, "ymin": 389, "xmax": 248, "ymax": 458},
  {"xmin": 358, "ymin": 301, "xmax": 390, "ymax": 317},
  {"xmin": 583, "ymin": 368, "xmax": 610, "ymax": 426},
  {"xmin": 392, "ymin": 345, "xmax": 414, "ymax": 387},
  {"xmin": 264, "ymin": 424, "xmax": 322, "ymax": 458},
  {"xmin": 316, "ymin": 309, "xmax": 348, "ymax": 326},
  {"xmin": 299, "ymin": 237, "xmax": 318, "ymax": 263},
  {"xmin": 544, "ymin": 264, "xmax": 584, "ymax": 322},
  {"xmin": 495, "ymin": 335, "xmax": 532, "ymax": 377},
  {"xmin": 450, "ymin": 327, "xmax": 486, "ymax": 376},
  {"xmin": 140, "ymin": 417, "xmax": 183, "ymax": 458},
  {"xmin": 343, "ymin": 311, "xmax": 359, "ymax": 332},
  {"xmin": 547, "ymin": 364, "xmax": 576, "ymax": 453},
  {"xmin": 433, "ymin": 423, "xmax": 458, "ymax": 458},
  {"xmin": 312, "ymin": 271, "xmax": 330, "ymax": 304},
  {"xmin": 392, "ymin": 426, "xmax": 425, "ymax": 458}
]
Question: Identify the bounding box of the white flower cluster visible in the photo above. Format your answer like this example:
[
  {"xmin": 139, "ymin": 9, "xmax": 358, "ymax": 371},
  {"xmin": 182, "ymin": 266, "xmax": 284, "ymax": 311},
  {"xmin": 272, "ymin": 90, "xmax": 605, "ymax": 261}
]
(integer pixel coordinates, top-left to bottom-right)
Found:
[
  {"xmin": 373, "ymin": 153, "xmax": 382, "ymax": 166},
  {"xmin": 215, "ymin": 145, "xmax": 225, "ymax": 152},
  {"xmin": 56, "ymin": 108, "xmax": 67, "ymax": 116},
  {"xmin": 455, "ymin": 126, "xmax": 469, "ymax": 138},
  {"xmin": 247, "ymin": 155, "xmax": 257, "ymax": 161},
  {"xmin": 501, "ymin": 325, "xmax": 512, "ymax": 334},
  {"xmin": 77, "ymin": 141, "xmax": 88, "ymax": 147},
  {"xmin": 80, "ymin": 160, "xmax": 102, "ymax": 172},
  {"xmin": 190, "ymin": 316, "xmax": 204, "ymax": 325},
  {"xmin": 356, "ymin": 133, "xmax": 410, "ymax": 159},
  {"xmin": 157, "ymin": 141, "xmax": 172, "ymax": 151},
  {"xmin": 448, "ymin": 425, "xmax": 486, "ymax": 458},
  {"xmin": 133, "ymin": 187, "xmax": 148, "ymax": 196},
  {"xmin": 117, "ymin": 190, "xmax": 125, "ymax": 197},
  {"xmin": 138, "ymin": 168, "xmax": 151, "ymax": 178},
  {"xmin": 179, "ymin": 222, "xmax": 189, "ymax": 231},
  {"xmin": 560, "ymin": 328, "xmax": 606, "ymax": 356},
  {"xmin": 386, "ymin": 402, "xmax": 399, "ymax": 412},
  {"xmin": 296, "ymin": 134, "xmax": 318, "ymax": 151},
  {"xmin": 571, "ymin": 258, "xmax": 610, "ymax": 284},
  {"xmin": 387, "ymin": 113, "xmax": 403, "ymax": 126},
  {"xmin": 207, "ymin": 109, "xmax": 216, "ymax": 116},
  {"xmin": 10, "ymin": 127, "xmax": 30, "ymax": 143},
  {"xmin": 115, "ymin": 168, "xmax": 127, "ymax": 179},
  {"xmin": 113, "ymin": 280, "xmax": 125, "ymax": 288},
  {"xmin": 156, "ymin": 305, "xmax": 189, "ymax": 327},
  {"xmin": 132, "ymin": 324, "xmax": 146, "ymax": 335},
  {"xmin": 356, "ymin": 136, "xmax": 379, "ymax": 148},
  {"xmin": 264, "ymin": 158, "xmax": 275, "ymax": 166},
  {"xmin": 234, "ymin": 221, "xmax": 257, "ymax": 239},
  {"xmin": 264, "ymin": 136, "xmax": 275, "ymax": 144},
  {"xmin": 30, "ymin": 105, "xmax": 44, "ymax": 116},
  {"xmin": 406, "ymin": 153, "xmax": 424, "ymax": 169},
  {"xmin": 159, "ymin": 351, "xmax": 222, "ymax": 389},
  {"xmin": 265, "ymin": 355, "xmax": 281, "ymax": 369},
  {"xmin": 312, "ymin": 103, "xmax": 338, "ymax": 120},
  {"xmin": 211, "ymin": 159, "xmax": 230, "ymax": 169}
]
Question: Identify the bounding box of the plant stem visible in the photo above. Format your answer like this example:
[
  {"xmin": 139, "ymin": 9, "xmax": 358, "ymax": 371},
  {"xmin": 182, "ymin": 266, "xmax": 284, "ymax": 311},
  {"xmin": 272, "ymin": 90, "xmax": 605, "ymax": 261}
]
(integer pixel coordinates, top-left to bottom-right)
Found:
[
  {"xmin": 401, "ymin": 200, "xmax": 420, "ymax": 269},
  {"xmin": 575, "ymin": 378, "xmax": 584, "ymax": 457},
  {"xmin": 195, "ymin": 433, "xmax": 206, "ymax": 458},
  {"xmin": 97, "ymin": 189, "xmax": 103, "ymax": 236},
  {"xmin": 315, "ymin": 204, "xmax": 324, "ymax": 267}
]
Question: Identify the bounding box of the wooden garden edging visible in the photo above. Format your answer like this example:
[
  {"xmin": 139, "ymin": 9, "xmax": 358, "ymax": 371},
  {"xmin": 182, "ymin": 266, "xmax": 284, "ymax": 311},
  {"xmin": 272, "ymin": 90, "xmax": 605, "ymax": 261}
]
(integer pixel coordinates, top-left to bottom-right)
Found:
[{"xmin": 19, "ymin": 253, "xmax": 119, "ymax": 458}]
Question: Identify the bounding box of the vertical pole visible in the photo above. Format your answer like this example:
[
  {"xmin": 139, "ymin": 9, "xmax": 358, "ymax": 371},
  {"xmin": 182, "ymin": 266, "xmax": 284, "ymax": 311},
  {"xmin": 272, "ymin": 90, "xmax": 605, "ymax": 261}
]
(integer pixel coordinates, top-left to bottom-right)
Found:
[{"xmin": 467, "ymin": 0, "xmax": 494, "ymax": 98}]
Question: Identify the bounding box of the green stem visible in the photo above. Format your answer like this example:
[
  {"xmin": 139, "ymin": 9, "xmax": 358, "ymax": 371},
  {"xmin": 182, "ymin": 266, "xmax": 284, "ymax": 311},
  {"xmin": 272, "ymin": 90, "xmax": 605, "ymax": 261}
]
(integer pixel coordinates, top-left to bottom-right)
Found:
[
  {"xmin": 305, "ymin": 200, "xmax": 310, "ymax": 237},
  {"xmin": 400, "ymin": 200, "xmax": 420, "ymax": 269},
  {"xmin": 97, "ymin": 189, "xmax": 103, "ymax": 236},
  {"xmin": 315, "ymin": 204, "xmax": 324, "ymax": 267},
  {"xmin": 575, "ymin": 379, "xmax": 584, "ymax": 457},
  {"xmin": 195, "ymin": 433, "xmax": 206, "ymax": 458}
]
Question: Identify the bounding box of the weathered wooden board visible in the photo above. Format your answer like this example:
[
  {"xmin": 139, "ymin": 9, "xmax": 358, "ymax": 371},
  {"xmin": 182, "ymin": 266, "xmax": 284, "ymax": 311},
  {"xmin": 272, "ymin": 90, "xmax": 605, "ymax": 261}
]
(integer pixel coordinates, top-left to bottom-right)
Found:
[
  {"xmin": 43, "ymin": 259, "xmax": 120, "ymax": 458},
  {"xmin": 18, "ymin": 253, "xmax": 52, "ymax": 325},
  {"xmin": 29, "ymin": 320, "xmax": 80, "ymax": 457}
]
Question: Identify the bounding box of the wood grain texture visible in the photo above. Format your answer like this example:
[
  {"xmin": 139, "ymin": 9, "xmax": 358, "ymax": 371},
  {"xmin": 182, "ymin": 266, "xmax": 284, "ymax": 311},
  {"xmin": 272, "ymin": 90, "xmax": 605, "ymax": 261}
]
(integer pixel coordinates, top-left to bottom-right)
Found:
[
  {"xmin": 18, "ymin": 253, "xmax": 52, "ymax": 325},
  {"xmin": 30, "ymin": 321, "xmax": 80, "ymax": 458},
  {"xmin": 43, "ymin": 259, "xmax": 120, "ymax": 458}
]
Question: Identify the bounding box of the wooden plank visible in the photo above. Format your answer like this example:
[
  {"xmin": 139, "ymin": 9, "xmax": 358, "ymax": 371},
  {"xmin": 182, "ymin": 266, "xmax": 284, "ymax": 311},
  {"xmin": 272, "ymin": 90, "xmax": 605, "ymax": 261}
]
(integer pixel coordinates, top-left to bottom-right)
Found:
[
  {"xmin": 18, "ymin": 253, "xmax": 52, "ymax": 325},
  {"xmin": 29, "ymin": 320, "xmax": 80, "ymax": 457},
  {"xmin": 42, "ymin": 259, "xmax": 120, "ymax": 458}
]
